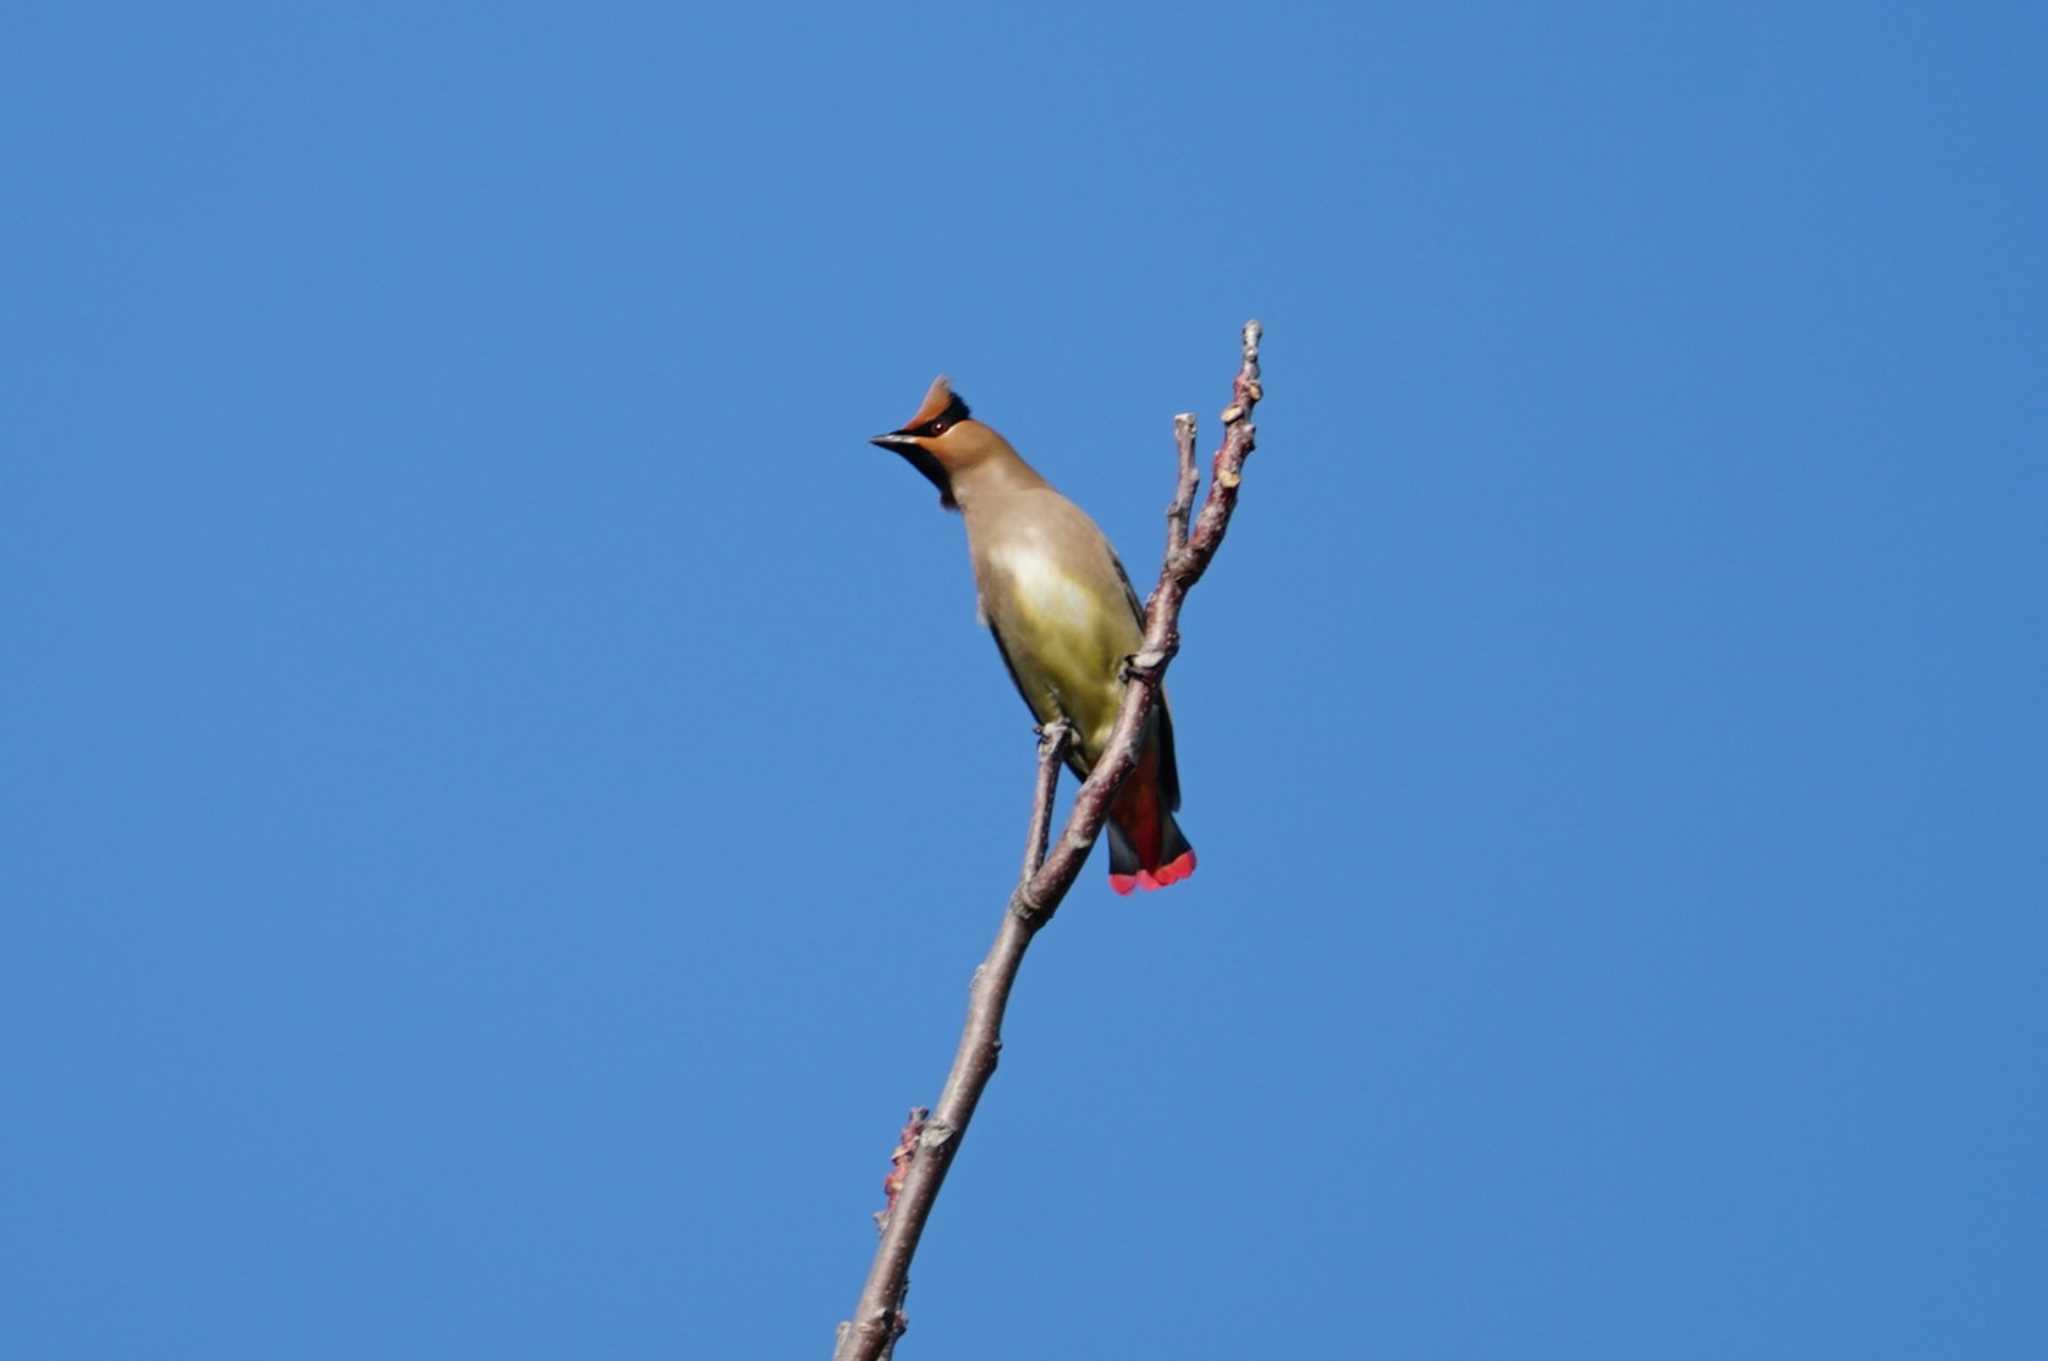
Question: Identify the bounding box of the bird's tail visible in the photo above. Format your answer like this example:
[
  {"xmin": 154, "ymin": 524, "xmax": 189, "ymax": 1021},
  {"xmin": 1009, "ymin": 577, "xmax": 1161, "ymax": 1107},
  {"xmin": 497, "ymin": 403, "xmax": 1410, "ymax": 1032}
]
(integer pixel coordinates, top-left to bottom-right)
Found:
[{"xmin": 1105, "ymin": 787, "xmax": 1197, "ymax": 894}]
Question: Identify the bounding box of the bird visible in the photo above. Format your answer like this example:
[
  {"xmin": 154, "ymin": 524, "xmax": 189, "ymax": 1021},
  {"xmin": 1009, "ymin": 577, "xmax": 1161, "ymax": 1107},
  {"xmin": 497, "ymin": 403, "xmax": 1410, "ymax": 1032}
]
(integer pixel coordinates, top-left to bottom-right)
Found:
[{"xmin": 869, "ymin": 377, "xmax": 1196, "ymax": 893}]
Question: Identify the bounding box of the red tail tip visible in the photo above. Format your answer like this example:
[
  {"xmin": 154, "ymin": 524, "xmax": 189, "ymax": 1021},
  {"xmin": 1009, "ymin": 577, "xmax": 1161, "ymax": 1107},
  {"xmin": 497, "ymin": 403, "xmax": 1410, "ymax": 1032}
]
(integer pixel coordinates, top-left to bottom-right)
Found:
[{"xmin": 1108, "ymin": 848, "xmax": 1198, "ymax": 895}]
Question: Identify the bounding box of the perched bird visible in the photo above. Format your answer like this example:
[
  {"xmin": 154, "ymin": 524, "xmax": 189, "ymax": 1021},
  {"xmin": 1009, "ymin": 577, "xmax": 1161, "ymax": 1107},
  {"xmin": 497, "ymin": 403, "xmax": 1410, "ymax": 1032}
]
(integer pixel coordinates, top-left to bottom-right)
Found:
[{"xmin": 870, "ymin": 377, "xmax": 1196, "ymax": 893}]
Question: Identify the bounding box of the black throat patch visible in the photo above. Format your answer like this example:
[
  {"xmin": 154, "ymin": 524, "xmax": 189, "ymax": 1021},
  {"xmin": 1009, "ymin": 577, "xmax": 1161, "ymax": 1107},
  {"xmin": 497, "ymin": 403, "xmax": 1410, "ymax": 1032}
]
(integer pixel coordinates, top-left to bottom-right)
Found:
[{"xmin": 894, "ymin": 444, "xmax": 958, "ymax": 510}]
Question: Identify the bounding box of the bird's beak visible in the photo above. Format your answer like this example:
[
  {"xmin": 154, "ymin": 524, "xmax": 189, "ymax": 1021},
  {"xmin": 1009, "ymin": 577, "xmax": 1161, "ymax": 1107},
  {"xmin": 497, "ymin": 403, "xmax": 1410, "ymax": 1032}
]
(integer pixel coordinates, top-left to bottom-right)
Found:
[{"xmin": 868, "ymin": 427, "xmax": 957, "ymax": 509}]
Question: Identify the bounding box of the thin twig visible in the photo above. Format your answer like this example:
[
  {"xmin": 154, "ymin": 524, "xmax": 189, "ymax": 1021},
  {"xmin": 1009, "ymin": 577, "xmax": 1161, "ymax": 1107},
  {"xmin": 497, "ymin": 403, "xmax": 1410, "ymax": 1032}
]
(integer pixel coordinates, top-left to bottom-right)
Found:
[
  {"xmin": 832, "ymin": 322, "xmax": 1265, "ymax": 1361},
  {"xmin": 1021, "ymin": 721, "xmax": 1073, "ymax": 882},
  {"xmin": 1166, "ymin": 411, "xmax": 1199, "ymax": 559}
]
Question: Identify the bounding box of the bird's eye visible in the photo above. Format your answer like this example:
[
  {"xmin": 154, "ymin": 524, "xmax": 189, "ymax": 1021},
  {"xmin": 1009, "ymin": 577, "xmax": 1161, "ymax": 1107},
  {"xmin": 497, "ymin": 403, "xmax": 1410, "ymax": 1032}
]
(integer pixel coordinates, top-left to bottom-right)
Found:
[{"xmin": 929, "ymin": 419, "xmax": 952, "ymax": 436}]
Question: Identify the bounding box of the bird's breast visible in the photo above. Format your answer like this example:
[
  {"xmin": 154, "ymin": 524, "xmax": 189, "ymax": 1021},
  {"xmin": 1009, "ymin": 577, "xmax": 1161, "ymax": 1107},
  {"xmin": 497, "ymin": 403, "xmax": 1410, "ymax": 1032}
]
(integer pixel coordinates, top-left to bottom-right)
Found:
[
  {"xmin": 987, "ymin": 541, "xmax": 1106, "ymax": 637},
  {"xmin": 979, "ymin": 536, "xmax": 1138, "ymax": 759}
]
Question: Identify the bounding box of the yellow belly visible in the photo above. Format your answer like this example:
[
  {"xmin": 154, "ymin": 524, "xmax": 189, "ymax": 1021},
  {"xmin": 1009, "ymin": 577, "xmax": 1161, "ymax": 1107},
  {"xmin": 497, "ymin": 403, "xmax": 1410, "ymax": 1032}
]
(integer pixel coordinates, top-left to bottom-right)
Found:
[{"xmin": 988, "ymin": 542, "xmax": 1140, "ymax": 764}]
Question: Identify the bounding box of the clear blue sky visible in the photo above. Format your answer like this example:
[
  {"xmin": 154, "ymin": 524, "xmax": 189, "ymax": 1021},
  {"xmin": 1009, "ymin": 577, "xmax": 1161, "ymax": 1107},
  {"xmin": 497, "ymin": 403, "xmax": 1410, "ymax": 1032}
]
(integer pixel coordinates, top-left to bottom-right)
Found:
[{"xmin": 6, "ymin": 4, "xmax": 2043, "ymax": 1357}]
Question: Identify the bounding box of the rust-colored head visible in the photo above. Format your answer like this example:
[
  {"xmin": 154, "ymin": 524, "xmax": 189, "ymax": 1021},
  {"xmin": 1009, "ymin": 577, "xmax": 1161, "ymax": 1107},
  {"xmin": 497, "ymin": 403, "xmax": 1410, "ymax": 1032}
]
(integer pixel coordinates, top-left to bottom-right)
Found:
[{"xmin": 869, "ymin": 376, "xmax": 982, "ymax": 510}]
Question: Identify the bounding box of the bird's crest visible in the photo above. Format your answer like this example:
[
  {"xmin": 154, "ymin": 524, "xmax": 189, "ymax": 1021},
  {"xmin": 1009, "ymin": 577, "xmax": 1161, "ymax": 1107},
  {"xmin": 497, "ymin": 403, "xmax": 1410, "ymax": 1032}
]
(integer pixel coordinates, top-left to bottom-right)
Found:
[{"xmin": 896, "ymin": 376, "xmax": 972, "ymax": 436}]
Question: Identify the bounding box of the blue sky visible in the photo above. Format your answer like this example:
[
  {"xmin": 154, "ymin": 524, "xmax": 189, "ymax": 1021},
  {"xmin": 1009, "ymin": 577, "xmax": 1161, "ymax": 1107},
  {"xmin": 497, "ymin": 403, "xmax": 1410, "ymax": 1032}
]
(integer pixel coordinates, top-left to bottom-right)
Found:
[{"xmin": 6, "ymin": 3, "xmax": 2044, "ymax": 1357}]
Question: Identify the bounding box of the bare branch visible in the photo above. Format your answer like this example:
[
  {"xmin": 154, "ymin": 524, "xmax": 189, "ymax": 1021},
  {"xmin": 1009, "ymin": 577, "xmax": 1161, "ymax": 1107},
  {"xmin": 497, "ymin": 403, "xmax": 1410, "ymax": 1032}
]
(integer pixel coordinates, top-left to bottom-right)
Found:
[
  {"xmin": 832, "ymin": 322, "xmax": 1266, "ymax": 1361},
  {"xmin": 1025, "ymin": 320, "xmax": 1262, "ymax": 913}
]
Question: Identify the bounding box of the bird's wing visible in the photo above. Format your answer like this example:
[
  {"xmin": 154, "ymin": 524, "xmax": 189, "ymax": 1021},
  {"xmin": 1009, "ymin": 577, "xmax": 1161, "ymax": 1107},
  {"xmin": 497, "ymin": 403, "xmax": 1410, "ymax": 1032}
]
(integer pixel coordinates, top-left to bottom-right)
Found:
[
  {"xmin": 1110, "ymin": 554, "xmax": 1147, "ymax": 629},
  {"xmin": 1108, "ymin": 552, "xmax": 1181, "ymax": 813}
]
